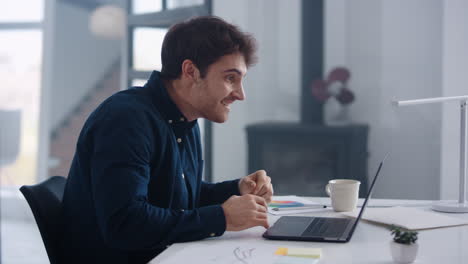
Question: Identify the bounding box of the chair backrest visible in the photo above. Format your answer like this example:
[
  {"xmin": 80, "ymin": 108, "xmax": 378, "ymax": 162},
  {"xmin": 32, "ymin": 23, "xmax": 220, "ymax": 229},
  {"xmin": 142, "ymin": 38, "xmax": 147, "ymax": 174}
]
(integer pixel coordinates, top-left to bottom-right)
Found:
[{"xmin": 20, "ymin": 176, "xmax": 66, "ymax": 264}]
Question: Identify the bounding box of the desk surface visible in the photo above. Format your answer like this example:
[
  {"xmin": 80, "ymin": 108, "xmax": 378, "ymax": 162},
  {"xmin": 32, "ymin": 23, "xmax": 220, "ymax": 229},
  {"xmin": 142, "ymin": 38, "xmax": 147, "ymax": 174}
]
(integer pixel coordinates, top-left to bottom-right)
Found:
[{"xmin": 150, "ymin": 197, "xmax": 468, "ymax": 264}]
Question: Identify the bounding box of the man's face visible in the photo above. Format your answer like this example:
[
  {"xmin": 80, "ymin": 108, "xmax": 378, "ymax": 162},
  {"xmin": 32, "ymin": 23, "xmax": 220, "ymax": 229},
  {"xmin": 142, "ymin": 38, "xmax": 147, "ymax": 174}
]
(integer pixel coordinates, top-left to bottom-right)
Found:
[{"xmin": 194, "ymin": 53, "xmax": 247, "ymax": 123}]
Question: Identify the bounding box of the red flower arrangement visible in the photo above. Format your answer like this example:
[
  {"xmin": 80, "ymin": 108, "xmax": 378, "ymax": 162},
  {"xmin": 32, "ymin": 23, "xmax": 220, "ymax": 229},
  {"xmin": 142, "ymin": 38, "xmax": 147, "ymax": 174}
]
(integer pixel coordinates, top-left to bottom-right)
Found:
[{"xmin": 311, "ymin": 67, "xmax": 354, "ymax": 105}]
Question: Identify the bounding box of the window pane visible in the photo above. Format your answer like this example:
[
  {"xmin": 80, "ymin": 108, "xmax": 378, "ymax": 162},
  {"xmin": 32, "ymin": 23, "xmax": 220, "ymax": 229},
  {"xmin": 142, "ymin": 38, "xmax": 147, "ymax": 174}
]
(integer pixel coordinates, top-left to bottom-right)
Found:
[
  {"xmin": 0, "ymin": 0, "xmax": 44, "ymax": 22},
  {"xmin": 0, "ymin": 30, "xmax": 42, "ymax": 185},
  {"xmin": 132, "ymin": 0, "xmax": 162, "ymax": 14},
  {"xmin": 199, "ymin": 118, "xmax": 204, "ymax": 146},
  {"xmin": 133, "ymin": 27, "xmax": 167, "ymax": 72},
  {"xmin": 132, "ymin": 79, "xmax": 147, "ymax": 87},
  {"xmin": 167, "ymin": 0, "xmax": 204, "ymax": 9}
]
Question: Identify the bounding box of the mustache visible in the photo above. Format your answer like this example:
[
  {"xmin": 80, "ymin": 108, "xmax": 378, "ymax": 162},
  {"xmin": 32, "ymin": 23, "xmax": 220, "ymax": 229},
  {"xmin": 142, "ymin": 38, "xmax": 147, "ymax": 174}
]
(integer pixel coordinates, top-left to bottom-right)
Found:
[{"xmin": 222, "ymin": 97, "xmax": 236, "ymax": 103}]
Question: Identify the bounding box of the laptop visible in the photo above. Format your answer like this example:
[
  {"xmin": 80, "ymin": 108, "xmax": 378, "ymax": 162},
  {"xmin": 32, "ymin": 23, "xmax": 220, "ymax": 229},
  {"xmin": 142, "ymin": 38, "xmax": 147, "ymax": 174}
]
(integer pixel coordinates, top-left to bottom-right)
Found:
[{"xmin": 263, "ymin": 155, "xmax": 387, "ymax": 243}]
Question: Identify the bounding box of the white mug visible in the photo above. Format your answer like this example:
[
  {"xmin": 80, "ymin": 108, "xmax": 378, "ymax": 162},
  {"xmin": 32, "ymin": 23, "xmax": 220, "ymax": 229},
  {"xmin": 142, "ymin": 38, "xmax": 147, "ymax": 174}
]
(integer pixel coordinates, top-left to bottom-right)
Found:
[{"xmin": 325, "ymin": 179, "xmax": 361, "ymax": 212}]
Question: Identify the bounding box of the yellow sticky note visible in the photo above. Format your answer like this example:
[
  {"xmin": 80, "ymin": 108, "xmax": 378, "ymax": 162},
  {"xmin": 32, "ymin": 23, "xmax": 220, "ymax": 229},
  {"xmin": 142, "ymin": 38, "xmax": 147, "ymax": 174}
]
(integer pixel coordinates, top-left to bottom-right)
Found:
[
  {"xmin": 286, "ymin": 248, "xmax": 322, "ymax": 259},
  {"xmin": 275, "ymin": 247, "xmax": 288, "ymax": 256}
]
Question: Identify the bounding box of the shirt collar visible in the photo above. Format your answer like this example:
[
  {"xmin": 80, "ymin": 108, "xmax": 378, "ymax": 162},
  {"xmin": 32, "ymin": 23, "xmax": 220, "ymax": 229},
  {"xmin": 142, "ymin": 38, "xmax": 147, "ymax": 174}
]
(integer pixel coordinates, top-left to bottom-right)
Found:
[{"xmin": 145, "ymin": 71, "xmax": 197, "ymax": 130}]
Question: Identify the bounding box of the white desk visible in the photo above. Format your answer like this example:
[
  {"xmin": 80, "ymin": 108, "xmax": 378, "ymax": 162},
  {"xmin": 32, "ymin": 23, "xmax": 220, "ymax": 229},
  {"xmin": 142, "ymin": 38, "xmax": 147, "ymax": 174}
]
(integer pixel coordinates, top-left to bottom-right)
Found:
[{"xmin": 150, "ymin": 198, "xmax": 468, "ymax": 264}]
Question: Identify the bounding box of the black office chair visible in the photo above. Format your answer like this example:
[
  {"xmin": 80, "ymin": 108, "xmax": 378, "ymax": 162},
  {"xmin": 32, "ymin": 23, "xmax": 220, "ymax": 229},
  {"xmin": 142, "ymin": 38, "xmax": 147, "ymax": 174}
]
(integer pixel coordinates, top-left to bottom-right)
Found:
[{"xmin": 20, "ymin": 176, "xmax": 66, "ymax": 264}]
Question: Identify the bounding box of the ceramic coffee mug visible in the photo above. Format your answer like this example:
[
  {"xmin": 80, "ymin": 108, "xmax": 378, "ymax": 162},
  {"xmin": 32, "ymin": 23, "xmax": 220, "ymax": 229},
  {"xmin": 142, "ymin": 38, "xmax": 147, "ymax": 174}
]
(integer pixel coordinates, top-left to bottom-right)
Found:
[{"xmin": 325, "ymin": 179, "xmax": 361, "ymax": 212}]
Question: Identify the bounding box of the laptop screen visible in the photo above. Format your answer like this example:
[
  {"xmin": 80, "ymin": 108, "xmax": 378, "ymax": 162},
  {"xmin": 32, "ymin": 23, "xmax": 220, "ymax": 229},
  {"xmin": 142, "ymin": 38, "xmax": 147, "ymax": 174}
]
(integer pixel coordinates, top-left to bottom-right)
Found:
[{"xmin": 346, "ymin": 153, "xmax": 388, "ymax": 235}]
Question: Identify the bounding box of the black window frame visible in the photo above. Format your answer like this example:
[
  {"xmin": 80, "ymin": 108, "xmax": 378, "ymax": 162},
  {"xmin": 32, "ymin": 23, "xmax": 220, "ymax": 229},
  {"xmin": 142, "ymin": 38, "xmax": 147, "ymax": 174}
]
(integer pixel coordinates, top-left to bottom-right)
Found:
[{"xmin": 122, "ymin": 0, "xmax": 214, "ymax": 182}]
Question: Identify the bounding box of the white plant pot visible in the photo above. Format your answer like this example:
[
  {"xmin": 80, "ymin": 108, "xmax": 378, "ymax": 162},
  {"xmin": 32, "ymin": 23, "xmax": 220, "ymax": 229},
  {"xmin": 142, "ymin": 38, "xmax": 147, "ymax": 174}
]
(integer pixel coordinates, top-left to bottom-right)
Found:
[
  {"xmin": 390, "ymin": 241, "xmax": 418, "ymax": 263},
  {"xmin": 324, "ymin": 99, "xmax": 351, "ymax": 126}
]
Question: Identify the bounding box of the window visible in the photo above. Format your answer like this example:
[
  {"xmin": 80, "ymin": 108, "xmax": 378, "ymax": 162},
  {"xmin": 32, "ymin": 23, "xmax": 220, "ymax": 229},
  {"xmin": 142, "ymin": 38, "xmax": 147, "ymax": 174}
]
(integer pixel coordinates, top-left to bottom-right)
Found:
[
  {"xmin": 132, "ymin": 79, "xmax": 148, "ymax": 87},
  {"xmin": 0, "ymin": 0, "xmax": 44, "ymax": 22},
  {"xmin": 132, "ymin": 27, "xmax": 167, "ymax": 71},
  {"xmin": 132, "ymin": 0, "xmax": 163, "ymax": 14},
  {"xmin": 125, "ymin": 0, "xmax": 213, "ymax": 180},
  {"xmin": 0, "ymin": 1, "xmax": 43, "ymax": 186},
  {"xmin": 167, "ymin": 0, "xmax": 204, "ymax": 9}
]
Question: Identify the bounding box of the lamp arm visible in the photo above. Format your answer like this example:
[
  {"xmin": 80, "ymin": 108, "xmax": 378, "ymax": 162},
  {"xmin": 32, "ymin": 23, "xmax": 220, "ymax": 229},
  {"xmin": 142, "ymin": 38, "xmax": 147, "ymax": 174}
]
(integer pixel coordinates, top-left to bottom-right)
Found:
[
  {"xmin": 393, "ymin": 96, "xmax": 468, "ymax": 211},
  {"xmin": 393, "ymin": 95, "xmax": 468, "ymax": 106}
]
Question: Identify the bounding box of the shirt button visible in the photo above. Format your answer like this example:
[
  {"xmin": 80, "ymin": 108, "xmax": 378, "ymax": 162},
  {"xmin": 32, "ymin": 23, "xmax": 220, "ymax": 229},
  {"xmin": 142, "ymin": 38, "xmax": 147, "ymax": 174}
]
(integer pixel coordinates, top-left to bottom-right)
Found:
[
  {"xmin": 210, "ymin": 233, "xmax": 216, "ymax": 237},
  {"xmin": 182, "ymin": 173, "xmax": 185, "ymax": 179},
  {"xmin": 168, "ymin": 120, "xmax": 173, "ymax": 124},
  {"xmin": 180, "ymin": 117, "xmax": 185, "ymax": 121},
  {"xmin": 177, "ymin": 138, "xmax": 182, "ymax": 143},
  {"xmin": 180, "ymin": 209, "xmax": 185, "ymax": 212}
]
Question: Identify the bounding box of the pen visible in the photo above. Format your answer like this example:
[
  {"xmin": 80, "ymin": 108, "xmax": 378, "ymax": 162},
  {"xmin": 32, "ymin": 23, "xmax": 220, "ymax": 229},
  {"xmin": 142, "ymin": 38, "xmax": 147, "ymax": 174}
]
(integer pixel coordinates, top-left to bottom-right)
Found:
[{"xmin": 272, "ymin": 205, "xmax": 327, "ymax": 211}]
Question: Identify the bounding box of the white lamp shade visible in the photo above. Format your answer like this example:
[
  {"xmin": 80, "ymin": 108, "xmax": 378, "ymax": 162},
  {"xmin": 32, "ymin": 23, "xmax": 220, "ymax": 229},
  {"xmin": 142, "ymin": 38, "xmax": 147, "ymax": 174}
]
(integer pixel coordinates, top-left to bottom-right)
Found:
[{"xmin": 89, "ymin": 5, "xmax": 126, "ymax": 39}]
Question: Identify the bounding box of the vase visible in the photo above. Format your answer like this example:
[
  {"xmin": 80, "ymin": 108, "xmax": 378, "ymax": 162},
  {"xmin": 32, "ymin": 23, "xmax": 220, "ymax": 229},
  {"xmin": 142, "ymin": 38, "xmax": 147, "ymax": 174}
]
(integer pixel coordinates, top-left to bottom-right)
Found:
[
  {"xmin": 390, "ymin": 241, "xmax": 418, "ymax": 264},
  {"xmin": 324, "ymin": 99, "xmax": 351, "ymax": 126}
]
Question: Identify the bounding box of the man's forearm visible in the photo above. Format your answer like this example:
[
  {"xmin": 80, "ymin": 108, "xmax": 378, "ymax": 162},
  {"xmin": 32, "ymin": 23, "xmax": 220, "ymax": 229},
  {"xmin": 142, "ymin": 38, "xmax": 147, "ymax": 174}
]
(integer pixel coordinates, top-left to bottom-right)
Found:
[
  {"xmin": 100, "ymin": 201, "xmax": 227, "ymax": 250},
  {"xmin": 199, "ymin": 179, "xmax": 241, "ymax": 206}
]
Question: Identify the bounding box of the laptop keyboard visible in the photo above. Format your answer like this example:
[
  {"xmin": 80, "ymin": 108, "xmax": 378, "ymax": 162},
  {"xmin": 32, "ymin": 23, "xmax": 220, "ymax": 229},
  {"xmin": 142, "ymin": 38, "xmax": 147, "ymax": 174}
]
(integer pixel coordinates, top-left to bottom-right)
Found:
[{"xmin": 301, "ymin": 217, "xmax": 350, "ymax": 238}]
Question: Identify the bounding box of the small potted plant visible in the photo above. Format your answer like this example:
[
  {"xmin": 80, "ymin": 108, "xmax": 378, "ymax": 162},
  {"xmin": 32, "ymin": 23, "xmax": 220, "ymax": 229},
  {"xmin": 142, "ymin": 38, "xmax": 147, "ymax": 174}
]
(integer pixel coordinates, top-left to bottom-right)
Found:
[{"xmin": 390, "ymin": 226, "xmax": 419, "ymax": 263}]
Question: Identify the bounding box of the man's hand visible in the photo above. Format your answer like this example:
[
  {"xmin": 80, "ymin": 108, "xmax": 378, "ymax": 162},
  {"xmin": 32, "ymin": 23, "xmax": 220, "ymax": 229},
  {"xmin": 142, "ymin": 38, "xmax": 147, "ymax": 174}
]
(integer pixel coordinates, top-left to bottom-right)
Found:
[
  {"xmin": 239, "ymin": 170, "xmax": 274, "ymax": 203},
  {"xmin": 221, "ymin": 195, "xmax": 269, "ymax": 231}
]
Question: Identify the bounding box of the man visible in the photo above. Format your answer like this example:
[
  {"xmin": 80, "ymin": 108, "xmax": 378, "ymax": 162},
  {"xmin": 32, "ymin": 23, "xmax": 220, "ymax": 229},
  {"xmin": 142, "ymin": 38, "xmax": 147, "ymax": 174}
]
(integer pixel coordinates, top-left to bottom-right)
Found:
[{"xmin": 61, "ymin": 16, "xmax": 273, "ymax": 263}]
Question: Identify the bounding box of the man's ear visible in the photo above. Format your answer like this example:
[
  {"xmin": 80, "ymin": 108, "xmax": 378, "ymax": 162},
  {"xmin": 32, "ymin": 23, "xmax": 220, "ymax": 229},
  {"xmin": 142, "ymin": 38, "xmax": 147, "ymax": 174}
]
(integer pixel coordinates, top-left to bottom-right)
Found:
[{"xmin": 181, "ymin": 59, "xmax": 201, "ymax": 82}]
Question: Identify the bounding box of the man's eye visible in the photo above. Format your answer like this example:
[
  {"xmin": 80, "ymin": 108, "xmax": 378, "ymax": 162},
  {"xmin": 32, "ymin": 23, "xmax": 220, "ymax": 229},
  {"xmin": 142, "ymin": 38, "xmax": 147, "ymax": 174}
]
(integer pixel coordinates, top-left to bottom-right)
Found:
[{"xmin": 227, "ymin": 76, "xmax": 235, "ymax": 83}]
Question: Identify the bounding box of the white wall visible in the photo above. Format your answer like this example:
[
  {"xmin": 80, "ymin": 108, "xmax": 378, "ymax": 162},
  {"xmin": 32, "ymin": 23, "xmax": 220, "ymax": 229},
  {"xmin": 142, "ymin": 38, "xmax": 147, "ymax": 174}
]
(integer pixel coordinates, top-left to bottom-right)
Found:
[
  {"xmin": 50, "ymin": 2, "xmax": 121, "ymax": 131},
  {"xmin": 212, "ymin": 0, "xmax": 301, "ymax": 182},
  {"xmin": 213, "ymin": 0, "xmax": 455, "ymax": 200},
  {"xmin": 441, "ymin": 0, "xmax": 468, "ymax": 200},
  {"xmin": 380, "ymin": 0, "xmax": 442, "ymax": 199},
  {"xmin": 326, "ymin": 0, "xmax": 443, "ymax": 199}
]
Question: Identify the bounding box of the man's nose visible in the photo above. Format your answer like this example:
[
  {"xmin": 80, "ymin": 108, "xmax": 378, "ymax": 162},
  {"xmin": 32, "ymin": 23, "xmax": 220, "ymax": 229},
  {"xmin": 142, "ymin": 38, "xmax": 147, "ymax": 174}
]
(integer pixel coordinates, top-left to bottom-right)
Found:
[{"xmin": 233, "ymin": 84, "xmax": 246, "ymax": 101}]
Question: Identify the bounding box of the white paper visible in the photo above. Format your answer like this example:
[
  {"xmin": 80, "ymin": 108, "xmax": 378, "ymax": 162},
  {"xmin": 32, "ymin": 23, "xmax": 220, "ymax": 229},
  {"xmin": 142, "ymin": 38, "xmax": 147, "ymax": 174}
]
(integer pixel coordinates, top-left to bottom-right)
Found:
[
  {"xmin": 326, "ymin": 198, "xmax": 433, "ymax": 208},
  {"xmin": 268, "ymin": 196, "xmax": 327, "ymax": 216},
  {"xmin": 155, "ymin": 241, "xmax": 319, "ymax": 264},
  {"xmin": 342, "ymin": 206, "xmax": 468, "ymax": 230}
]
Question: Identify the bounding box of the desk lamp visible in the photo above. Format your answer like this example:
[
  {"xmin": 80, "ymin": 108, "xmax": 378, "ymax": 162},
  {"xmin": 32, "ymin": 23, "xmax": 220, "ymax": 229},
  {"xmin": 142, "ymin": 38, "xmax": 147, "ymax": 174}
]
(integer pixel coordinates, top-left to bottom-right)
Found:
[{"xmin": 393, "ymin": 95, "xmax": 468, "ymax": 213}]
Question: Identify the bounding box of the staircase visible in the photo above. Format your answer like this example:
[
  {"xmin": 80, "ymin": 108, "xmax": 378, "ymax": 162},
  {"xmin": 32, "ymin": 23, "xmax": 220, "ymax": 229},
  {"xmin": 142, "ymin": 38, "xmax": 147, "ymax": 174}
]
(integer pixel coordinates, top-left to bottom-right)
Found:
[{"xmin": 49, "ymin": 66, "xmax": 121, "ymax": 177}]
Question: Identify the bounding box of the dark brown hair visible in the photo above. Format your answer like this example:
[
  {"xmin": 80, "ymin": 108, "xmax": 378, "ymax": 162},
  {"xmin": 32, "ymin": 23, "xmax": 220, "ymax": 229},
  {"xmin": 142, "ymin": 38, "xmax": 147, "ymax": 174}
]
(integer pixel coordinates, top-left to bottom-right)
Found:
[{"xmin": 160, "ymin": 16, "xmax": 257, "ymax": 80}]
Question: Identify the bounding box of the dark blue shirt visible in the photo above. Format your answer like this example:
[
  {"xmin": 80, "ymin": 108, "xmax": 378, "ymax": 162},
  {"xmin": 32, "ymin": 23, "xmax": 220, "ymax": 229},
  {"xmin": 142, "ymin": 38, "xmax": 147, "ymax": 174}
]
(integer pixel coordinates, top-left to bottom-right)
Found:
[{"xmin": 61, "ymin": 71, "xmax": 240, "ymax": 263}]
